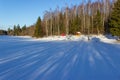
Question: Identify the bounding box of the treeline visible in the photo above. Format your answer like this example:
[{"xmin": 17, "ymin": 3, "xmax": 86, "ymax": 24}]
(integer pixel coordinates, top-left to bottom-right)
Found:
[
  {"xmin": 8, "ymin": 24, "xmax": 35, "ymax": 36},
  {"xmin": 8, "ymin": 0, "xmax": 119, "ymax": 38},
  {"xmin": 0, "ymin": 30, "xmax": 7, "ymax": 35},
  {"xmin": 42, "ymin": 0, "xmax": 116, "ymax": 36}
]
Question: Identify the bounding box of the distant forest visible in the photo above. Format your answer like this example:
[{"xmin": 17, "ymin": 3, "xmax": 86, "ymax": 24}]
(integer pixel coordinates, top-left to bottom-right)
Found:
[
  {"xmin": 0, "ymin": 30, "xmax": 7, "ymax": 35},
  {"xmin": 6, "ymin": 0, "xmax": 120, "ymax": 38}
]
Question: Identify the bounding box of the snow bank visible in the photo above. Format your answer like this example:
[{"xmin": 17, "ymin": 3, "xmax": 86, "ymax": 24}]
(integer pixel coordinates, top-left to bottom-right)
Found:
[
  {"xmin": 90, "ymin": 35, "xmax": 116, "ymax": 43},
  {"xmin": 33, "ymin": 35, "xmax": 117, "ymax": 43},
  {"xmin": 13, "ymin": 36, "xmax": 32, "ymax": 38},
  {"xmin": 28, "ymin": 35, "xmax": 89, "ymax": 41},
  {"xmin": 7, "ymin": 35, "xmax": 118, "ymax": 44}
]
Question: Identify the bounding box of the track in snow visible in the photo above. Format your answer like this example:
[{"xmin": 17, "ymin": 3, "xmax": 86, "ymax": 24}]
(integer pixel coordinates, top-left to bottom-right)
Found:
[{"xmin": 0, "ymin": 36, "xmax": 120, "ymax": 80}]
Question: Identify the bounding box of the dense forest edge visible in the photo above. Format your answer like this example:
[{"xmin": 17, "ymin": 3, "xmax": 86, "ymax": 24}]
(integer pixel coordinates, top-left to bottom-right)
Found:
[
  {"xmin": 1, "ymin": 0, "xmax": 120, "ymax": 39},
  {"xmin": 0, "ymin": 30, "xmax": 7, "ymax": 35}
]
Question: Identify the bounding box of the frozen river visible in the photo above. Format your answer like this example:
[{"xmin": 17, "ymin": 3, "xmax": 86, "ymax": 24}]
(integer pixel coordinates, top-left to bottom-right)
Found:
[{"xmin": 0, "ymin": 36, "xmax": 120, "ymax": 80}]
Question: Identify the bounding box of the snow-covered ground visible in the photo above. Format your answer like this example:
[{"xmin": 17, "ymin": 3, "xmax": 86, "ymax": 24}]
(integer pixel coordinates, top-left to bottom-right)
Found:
[{"xmin": 0, "ymin": 35, "xmax": 120, "ymax": 80}]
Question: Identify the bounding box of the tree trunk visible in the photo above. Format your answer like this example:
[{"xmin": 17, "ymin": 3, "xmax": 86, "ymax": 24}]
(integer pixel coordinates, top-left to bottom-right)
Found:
[{"xmin": 45, "ymin": 20, "xmax": 48, "ymax": 37}]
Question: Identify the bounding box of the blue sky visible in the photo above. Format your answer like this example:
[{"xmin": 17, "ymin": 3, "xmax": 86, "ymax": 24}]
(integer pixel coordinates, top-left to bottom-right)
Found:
[{"xmin": 0, "ymin": 0, "xmax": 83, "ymax": 30}]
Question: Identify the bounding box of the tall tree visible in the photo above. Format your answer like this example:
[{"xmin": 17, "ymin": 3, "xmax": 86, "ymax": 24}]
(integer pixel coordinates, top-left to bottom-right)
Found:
[
  {"xmin": 50, "ymin": 9, "xmax": 53, "ymax": 36},
  {"xmin": 43, "ymin": 11, "xmax": 49, "ymax": 37},
  {"xmin": 13, "ymin": 25, "xmax": 17, "ymax": 35},
  {"xmin": 8, "ymin": 27, "xmax": 11, "ymax": 34},
  {"xmin": 22, "ymin": 25, "xmax": 26, "ymax": 31},
  {"xmin": 21, "ymin": 25, "xmax": 27, "ymax": 35},
  {"xmin": 65, "ymin": 6, "xmax": 69, "ymax": 35},
  {"xmin": 109, "ymin": 0, "xmax": 120, "ymax": 38},
  {"xmin": 56, "ymin": 6, "xmax": 60, "ymax": 36},
  {"xmin": 94, "ymin": 10, "xmax": 102, "ymax": 35},
  {"xmin": 82, "ymin": 0, "xmax": 86, "ymax": 33},
  {"xmin": 86, "ymin": 0, "xmax": 91, "ymax": 35},
  {"xmin": 17, "ymin": 24, "xmax": 21, "ymax": 35},
  {"xmin": 34, "ymin": 17, "xmax": 44, "ymax": 37}
]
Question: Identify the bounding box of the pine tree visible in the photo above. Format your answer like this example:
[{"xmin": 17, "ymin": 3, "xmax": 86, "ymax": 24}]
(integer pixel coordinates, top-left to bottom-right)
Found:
[
  {"xmin": 21, "ymin": 25, "xmax": 27, "ymax": 35},
  {"xmin": 17, "ymin": 24, "xmax": 21, "ymax": 35},
  {"xmin": 22, "ymin": 25, "xmax": 26, "ymax": 31},
  {"xmin": 8, "ymin": 28, "xmax": 11, "ymax": 34},
  {"xmin": 13, "ymin": 25, "xmax": 17, "ymax": 35},
  {"xmin": 34, "ymin": 17, "xmax": 44, "ymax": 38},
  {"xmin": 93, "ymin": 10, "xmax": 102, "ymax": 35},
  {"xmin": 109, "ymin": 0, "xmax": 120, "ymax": 38}
]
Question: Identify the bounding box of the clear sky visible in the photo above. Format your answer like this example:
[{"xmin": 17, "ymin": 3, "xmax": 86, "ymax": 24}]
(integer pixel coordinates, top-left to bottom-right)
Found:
[{"xmin": 0, "ymin": 0, "xmax": 83, "ymax": 30}]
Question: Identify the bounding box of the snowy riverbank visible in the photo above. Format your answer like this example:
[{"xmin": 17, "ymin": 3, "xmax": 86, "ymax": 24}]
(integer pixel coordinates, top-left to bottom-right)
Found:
[{"xmin": 4, "ymin": 35, "xmax": 118, "ymax": 44}]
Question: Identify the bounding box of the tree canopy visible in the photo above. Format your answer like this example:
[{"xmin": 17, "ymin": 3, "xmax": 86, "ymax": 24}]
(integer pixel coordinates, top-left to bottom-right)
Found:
[{"xmin": 109, "ymin": 0, "xmax": 120, "ymax": 37}]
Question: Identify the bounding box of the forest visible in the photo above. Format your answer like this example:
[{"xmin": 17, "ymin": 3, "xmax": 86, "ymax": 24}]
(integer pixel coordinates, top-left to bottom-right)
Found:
[{"xmin": 7, "ymin": 0, "xmax": 120, "ymax": 38}]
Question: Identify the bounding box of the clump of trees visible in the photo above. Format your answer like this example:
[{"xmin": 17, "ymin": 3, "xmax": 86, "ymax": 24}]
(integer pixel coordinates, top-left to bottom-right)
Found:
[
  {"xmin": 7, "ymin": 0, "xmax": 120, "ymax": 38},
  {"xmin": 7, "ymin": 24, "xmax": 35, "ymax": 36},
  {"xmin": 8, "ymin": 24, "xmax": 27, "ymax": 36},
  {"xmin": 42, "ymin": 0, "xmax": 115, "ymax": 36},
  {"xmin": 0, "ymin": 30, "xmax": 7, "ymax": 35}
]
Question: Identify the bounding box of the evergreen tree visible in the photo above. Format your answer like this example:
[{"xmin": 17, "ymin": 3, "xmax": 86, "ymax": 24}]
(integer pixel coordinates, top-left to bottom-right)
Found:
[
  {"xmin": 34, "ymin": 17, "xmax": 44, "ymax": 37},
  {"xmin": 17, "ymin": 24, "xmax": 21, "ymax": 35},
  {"xmin": 21, "ymin": 25, "xmax": 27, "ymax": 35},
  {"xmin": 8, "ymin": 28, "xmax": 13, "ymax": 35},
  {"xmin": 93, "ymin": 10, "xmax": 102, "ymax": 34},
  {"xmin": 8, "ymin": 28, "xmax": 11, "ymax": 34},
  {"xmin": 59, "ymin": 12, "xmax": 65, "ymax": 34},
  {"xmin": 109, "ymin": 0, "xmax": 120, "ymax": 38},
  {"xmin": 13, "ymin": 25, "xmax": 17, "ymax": 35},
  {"xmin": 69, "ymin": 15, "xmax": 80, "ymax": 34},
  {"xmin": 22, "ymin": 25, "xmax": 26, "ymax": 31}
]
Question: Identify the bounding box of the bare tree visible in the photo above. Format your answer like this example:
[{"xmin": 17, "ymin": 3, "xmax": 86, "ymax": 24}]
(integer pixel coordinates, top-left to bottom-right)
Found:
[
  {"xmin": 82, "ymin": 0, "xmax": 85, "ymax": 34},
  {"xmin": 56, "ymin": 6, "xmax": 60, "ymax": 36},
  {"xmin": 91, "ymin": 3, "xmax": 94, "ymax": 34},
  {"xmin": 87, "ymin": 0, "xmax": 91, "ymax": 35},
  {"xmin": 50, "ymin": 9, "xmax": 53, "ymax": 36},
  {"xmin": 44, "ymin": 11, "xmax": 49, "ymax": 37},
  {"xmin": 65, "ymin": 6, "xmax": 69, "ymax": 35}
]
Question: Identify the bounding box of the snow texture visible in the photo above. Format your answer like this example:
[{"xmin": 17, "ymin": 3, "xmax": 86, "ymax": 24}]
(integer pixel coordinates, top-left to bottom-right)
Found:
[{"xmin": 0, "ymin": 35, "xmax": 120, "ymax": 80}]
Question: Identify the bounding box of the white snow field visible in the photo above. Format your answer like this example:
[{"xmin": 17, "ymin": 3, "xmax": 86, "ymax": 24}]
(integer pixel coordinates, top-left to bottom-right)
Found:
[{"xmin": 0, "ymin": 35, "xmax": 120, "ymax": 80}]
